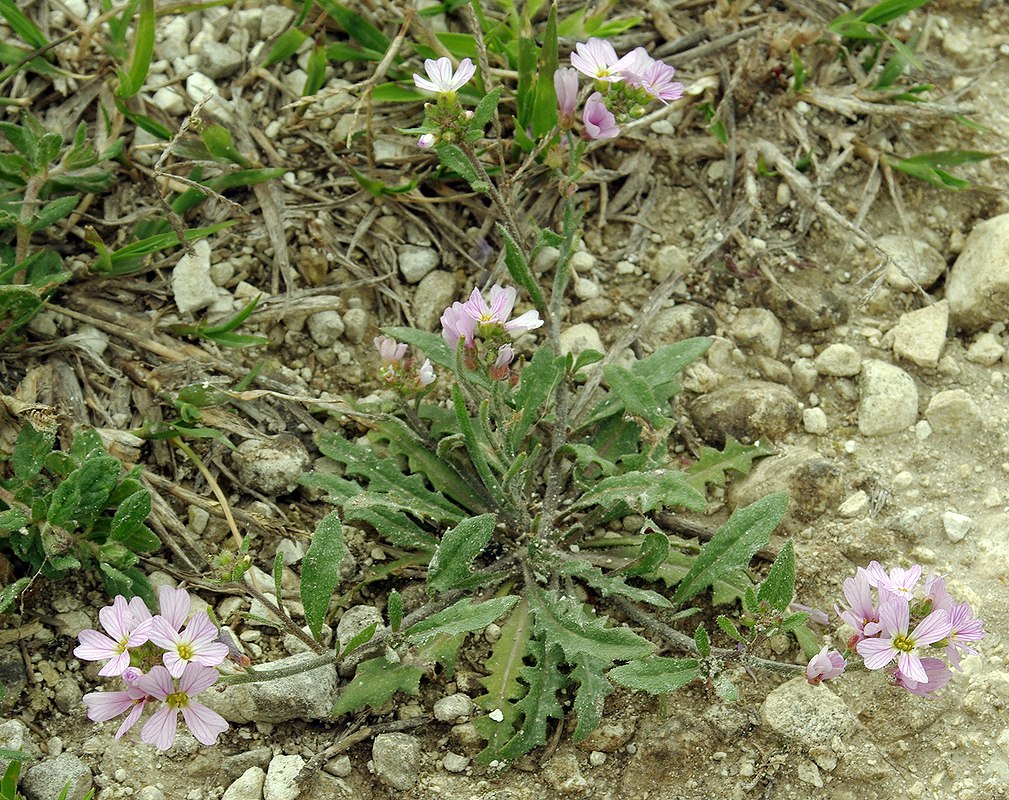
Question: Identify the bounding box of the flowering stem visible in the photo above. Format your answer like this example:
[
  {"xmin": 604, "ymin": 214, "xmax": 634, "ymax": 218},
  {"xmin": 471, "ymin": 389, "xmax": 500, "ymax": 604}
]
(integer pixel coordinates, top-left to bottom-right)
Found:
[
  {"xmin": 242, "ymin": 575, "xmax": 326, "ymax": 655},
  {"xmin": 222, "ymin": 652, "xmax": 337, "ymax": 686}
]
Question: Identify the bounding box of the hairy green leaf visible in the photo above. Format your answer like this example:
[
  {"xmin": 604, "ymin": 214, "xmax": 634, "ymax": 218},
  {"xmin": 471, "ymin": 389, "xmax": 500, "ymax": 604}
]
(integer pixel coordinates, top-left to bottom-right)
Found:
[
  {"xmin": 530, "ymin": 589, "xmax": 653, "ymax": 662},
  {"xmin": 673, "ymin": 493, "xmax": 788, "ymax": 606},
  {"xmin": 428, "ymin": 514, "xmax": 496, "ymax": 593},
  {"xmin": 405, "ymin": 596, "xmax": 518, "ymax": 645},
  {"xmin": 618, "ymin": 531, "xmax": 671, "ymax": 578},
  {"xmin": 757, "ymin": 541, "xmax": 795, "ymax": 612},
  {"xmin": 570, "ymin": 651, "xmax": 613, "ymax": 742},
  {"xmin": 609, "ymin": 656, "xmax": 700, "ymax": 694},
  {"xmin": 685, "ymin": 435, "xmax": 776, "ymax": 491},
  {"xmin": 571, "ymin": 469, "xmax": 706, "ymax": 516},
  {"xmin": 332, "ymin": 656, "xmax": 424, "ymax": 715},
  {"xmin": 301, "ymin": 511, "xmax": 345, "ymax": 639}
]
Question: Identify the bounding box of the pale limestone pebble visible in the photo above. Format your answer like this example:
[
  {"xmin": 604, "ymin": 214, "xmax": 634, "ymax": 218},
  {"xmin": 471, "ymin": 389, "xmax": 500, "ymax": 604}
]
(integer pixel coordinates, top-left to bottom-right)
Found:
[
  {"xmin": 572, "ymin": 297, "xmax": 615, "ymax": 323},
  {"xmin": 441, "ymin": 753, "xmax": 470, "ymax": 773},
  {"xmin": 574, "ymin": 277, "xmax": 601, "ymax": 300},
  {"xmin": 973, "ymin": 513, "xmax": 1009, "ymax": 580},
  {"xmin": 372, "ymin": 733, "xmax": 421, "ymax": 790},
  {"xmin": 222, "ymin": 767, "xmax": 266, "ymax": 800},
  {"xmin": 433, "ymin": 693, "xmax": 474, "ymax": 722},
  {"xmin": 261, "ymin": 5, "xmax": 297, "ymax": 38},
  {"xmin": 755, "ymin": 355, "xmax": 792, "ymax": 385},
  {"xmin": 336, "ymin": 605, "xmax": 385, "ymax": 675},
  {"xmin": 762, "ymin": 269, "xmax": 848, "ymax": 331},
  {"xmin": 875, "ymin": 234, "xmax": 947, "ymax": 291},
  {"xmin": 541, "ymin": 752, "xmax": 590, "ymax": 795},
  {"xmin": 966, "ymin": 331, "xmax": 1006, "ymax": 365},
  {"xmin": 21, "ymin": 755, "xmax": 92, "ymax": 800},
  {"xmin": 796, "ymin": 759, "xmax": 824, "ymax": 788},
  {"xmin": 532, "ymin": 245, "xmax": 560, "ymax": 274},
  {"xmin": 646, "ymin": 304, "xmax": 716, "ymax": 345},
  {"xmin": 150, "ymin": 86, "xmax": 186, "ymax": 116},
  {"xmin": 307, "ymin": 310, "xmax": 344, "ymax": 347},
  {"xmin": 761, "ymin": 677, "xmax": 859, "ymax": 746},
  {"xmin": 857, "ymin": 360, "xmax": 918, "ymax": 436},
  {"xmin": 232, "ymin": 435, "xmax": 311, "ymax": 494},
  {"xmin": 324, "ymin": 756, "xmax": 352, "ymax": 778},
  {"xmin": 397, "ymin": 245, "xmax": 439, "ymax": 283},
  {"xmin": 731, "ymin": 308, "xmax": 783, "ymax": 357},
  {"xmin": 264, "ymin": 754, "xmax": 304, "ymax": 800},
  {"xmin": 414, "ymin": 270, "xmax": 457, "ymax": 330},
  {"xmin": 791, "ymin": 357, "xmax": 818, "ymax": 393},
  {"xmin": 914, "ymin": 420, "xmax": 932, "ymax": 441},
  {"xmin": 198, "ymin": 40, "xmax": 243, "ymax": 79},
  {"xmin": 202, "ymin": 653, "xmax": 338, "ymax": 723},
  {"xmin": 947, "ymin": 213, "xmax": 1009, "ymax": 331},
  {"xmin": 689, "ymin": 380, "xmax": 801, "ymax": 445},
  {"xmin": 838, "ymin": 490, "xmax": 869, "ymax": 518},
  {"xmin": 943, "ymin": 511, "xmax": 973, "ymax": 543},
  {"xmin": 682, "ymin": 360, "xmax": 719, "ymax": 393},
  {"xmin": 283, "ymin": 68, "xmax": 309, "ymax": 96},
  {"xmin": 728, "ymin": 447, "xmax": 844, "ymax": 533},
  {"xmin": 136, "ymin": 788, "xmax": 165, "ymax": 800},
  {"xmin": 559, "ymin": 323, "xmax": 604, "ymax": 359},
  {"xmin": 283, "ymin": 623, "xmax": 331, "ymax": 656},
  {"xmin": 647, "ymin": 242, "xmax": 689, "ymax": 283},
  {"xmin": 157, "ymin": 15, "xmax": 190, "ymax": 60},
  {"xmin": 575, "ymin": 721, "xmax": 635, "ymax": 753},
  {"xmin": 342, "ymin": 307, "xmax": 368, "ymax": 344},
  {"xmin": 891, "ymin": 300, "xmax": 948, "ymax": 369},
  {"xmin": 814, "ymin": 343, "xmax": 861, "ymax": 377},
  {"xmin": 185, "ymin": 72, "xmax": 233, "ymax": 123},
  {"xmin": 569, "ymin": 249, "xmax": 596, "ymax": 275},
  {"xmin": 924, "ymin": 389, "xmax": 982, "ymax": 437},
  {"xmin": 802, "ymin": 407, "xmax": 828, "ymax": 435},
  {"xmin": 172, "ymin": 239, "xmax": 218, "ymax": 314},
  {"xmin": 0, "ymin": 720, "xmax": 40, "ymax": 774}
]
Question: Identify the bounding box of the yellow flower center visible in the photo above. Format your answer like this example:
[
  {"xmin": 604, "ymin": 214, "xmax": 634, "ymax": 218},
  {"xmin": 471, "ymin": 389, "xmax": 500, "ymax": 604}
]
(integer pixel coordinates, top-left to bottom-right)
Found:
[
  {"xmin": 177, "ymin": 643, "xmax": 194, "ymax": 661},
  {"xmin": 166, "ymin": 691, "xmax": 189, "ymax": 710},
  {"xmin": 893, "ymin": 633, "xmax": 914, "ymax": 653}
]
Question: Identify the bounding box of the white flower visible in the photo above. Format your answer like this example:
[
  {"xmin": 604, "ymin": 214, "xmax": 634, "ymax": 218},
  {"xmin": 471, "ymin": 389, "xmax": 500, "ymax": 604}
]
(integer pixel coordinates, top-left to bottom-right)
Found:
[{"xmin": 413, "ymin": 57, "xmax": 476, "ymax": 95}]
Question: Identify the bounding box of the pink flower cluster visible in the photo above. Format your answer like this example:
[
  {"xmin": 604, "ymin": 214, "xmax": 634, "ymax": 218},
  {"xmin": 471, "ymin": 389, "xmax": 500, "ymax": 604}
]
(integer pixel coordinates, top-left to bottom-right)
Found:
[
  {"xmin": 441, "ymin": 284, "xmax": 542, "ymax": 379},
  {"xmin": 375, "ymin": 336, "xmax": 435, "ymax": 392},
  {"xmin": 557, "ymin": 38, "xmax": 684, "ymax": 140},
  {"xmin": 76, "ymin": 588, "xmax": 230, "ymax": 750},
  {"xmin": 819, "ymin": 561, "xmax": 985, "ymax": 696}
]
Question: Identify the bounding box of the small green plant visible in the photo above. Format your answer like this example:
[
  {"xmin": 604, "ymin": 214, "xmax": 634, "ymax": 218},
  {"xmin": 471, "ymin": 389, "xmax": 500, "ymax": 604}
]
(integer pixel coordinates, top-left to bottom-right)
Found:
[
  {"xmin": 0, "ymin": 112, "xmax": 122, "ymax": 343},
  {"xmin": 0, "ymin": 424, "xmax": 159, "ymax": 612}
]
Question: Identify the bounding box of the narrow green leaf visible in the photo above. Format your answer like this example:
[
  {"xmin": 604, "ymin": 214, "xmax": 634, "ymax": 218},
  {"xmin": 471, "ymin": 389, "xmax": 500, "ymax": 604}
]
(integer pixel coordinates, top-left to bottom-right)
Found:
[
  {"xmin": 434, "ymin": 142, "xmax": 487, "ymax": 192},
  {"xmin": 340, "ymin": 621, "xmax": 377, "ymax": 658},
  {"xmin": 29, "ymin": 195, "xmax": 80, "ymax": 232},
  {"xmin": 405, "ymin": 596, "xmax": 518, "ymax": 645},
  {"xmin": 0, "ymin": 0, "xmax": 48, "ymax": 49},
  {"xmin": 602, "ymin": 364, "xmax": 670, "ymax": 427},
  {"xmin": 560, "ymin": 558, "xmax": 671, "ymax": 608},
  {"xmin": 117, "ymin": 0, "xmax": 155, "ymax": 98},
  {"xmin": 0, "ymin": 577, "xmax": 30, "ymax": 615},
  {"xmin": 608, "ymin": 657, "xmax": 700, "ymax": 694},
  {"xmin": 371, "ymin": 83, "xmax": 425, "ymax": 103},
  {"xmin": 470, "ymin": 86, "xmax": 502, "ymax": 132},
  {"xmin": 498, "ymin": 223, "xmax": 545, "ymax": 311},
  {"xmin": 263, "ymin": 28, "xmax": 308, "ymax": 67},
  {"xmin": 201, "ymin": 124, "xmax": 250, "ymax": 166},
  {"xmin": 428, "ymin": 514, "xmax": 496, "ymax": 593},
  {"xmin": 387, "ymin": 590, "xmax": 403, "ymax": 632},
  {"xmin": 332, "ymin": 656, "xmax": 424, "ymax": 715},
  {"xmin": 716, "ymin": 615, "xmax": 744, "ymax": 642},
  {"xmin": 0, "ymin": 508, "xmax": 29, "ymax": 530},
  {"xmin": 301, "ymin": 511, "xmax": 345, "ymax": 640},
  {"xmin": 618, "ymin": 531, "xmax": 670, "ymax": 577},
  {"xmin": 314, "ymin": 0, "xmax": 390, "ymax": 53},
  {"xmin": 694, "ymin": 625, "xmax": 710, "ymax": 657},
  {"xmin": 672, "ymin": 493, "xmax": 788, "ymax": 606},
  {"xmin": 757, "ymin": 541, "xmax": 795, "ymax": 612},
  {"xmin": 570, "ymin": 651, "xmax": 613, "ymax": 742}
]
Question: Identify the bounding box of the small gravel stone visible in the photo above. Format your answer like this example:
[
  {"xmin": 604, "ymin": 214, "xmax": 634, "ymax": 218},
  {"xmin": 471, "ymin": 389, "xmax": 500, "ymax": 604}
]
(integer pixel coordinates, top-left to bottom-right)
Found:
[
  {"xmin": 372, "ymin": 733, "xmax": 421, "ymax": 790},
  {"xmin": 858, "ymin": 360, "xmax": 918, "ymax": 436},
  {"xmin": 762, "ymin": 269, "xmax": 848, "ymax": 331},
  {"xmin": 689, "ymin": 380, "xmax": 801, "ymax": 445},
  {"xmin": 791, "ymin": 358, "xmax": 818, "ymax": 393},
  {"xmin": 21, "ymin": 754, "xmax": 92, "ymax": 800},
  {"xmin": 222, "ymin": 767, "xmax": 265, "ymax": 800},
  {"xmin": 232, "ymin": 436, "xmax": 311, "ymax": 494},
  {"xmin": 307, "ymin": 310, "xmax": 345, "ymax": 347},
  {"xmin": 942, "ymin": 511, "xmax": 973, "ymax": 543},
  {"xmin": 0, "ymin": 720, "xmax": 39, "ymax": 772},
  {"xmin": 433, "ymin": 693, "xmax": 474, "ymax": 722},
  {"xmin": 814, "ymin": 343, "xmax": 861, "ymax": 377},
  {"xmin": 947, "ymin": 213, "xmax": 1009, "ymax": 331},
  {"xmin": 761, "ymin": 677, "xmax": 859, "ymax": 747},
  {"xmin": 157, "ymin": 16, "xmax": 190, "ymax": 60},
  {"xmin": 264, "ymin": 754, "xmax": 303, "ymax": 800},
  {"xmin": 186, "ymin": 72, "xmax": 231, "ymax": 123},
  {"xmin": 574, "ymin": 277, "xmax": 601, "ymax": 300},
  {"xmin": 413, "ymin": 270, "xmax": 457, "ymax": 330},
  {"xmin": 198, "ymin": 40, "xmax": 243, "ymax": 79},
  {"xmin": 541, "ymin": 752, "xmax": 590, "ymax": 795},
  {"xmin": 802, "ymin": 407, "xmax": 828, "ymax": 435},
  {"xmin": 965, "ymin": 332, "xmax": 1005, "ymax": 365},
  {"xmin": 172, "ymin": 240, "xmax": 218, "ymax": 314},
  {"xmin": 53, "ymin": 677, "xmax": 82, "ymax": 713},
  {"xmin": 559, "ymin": 323, "xmax": 604, "ymax": 359},
  {"xmin": 342, "ymin": 307, "xmax": 368, "ymax": 344},
  {"xmin": 891, "ymin": 300, "xmax": 948, "ymax": 369},
  {"xmin": 589, "ymin": 751, "xmax": 607, "ymax": 767},
  {"xmin": 924, "ymin": 389, "xmax": 982, "ymax": 437},
  {"xmin": 397, "ymin": 245, "xmax": 440, "ymax": 283},
  {"xmin": 570, "ymin": 249, "xmax": 596, "ymax": 273},
  {"xmin": 647, "ymin": 304, "xmax": 716, "ymax": 345},
  {"xmin": 136, "ymin": 788, "xmax": 166, "ymax": 800},
  {"xmin": 261, "ymin": 5, "xmax": 296, "ymax": 38},
  {"xmin": 876, "ymin": 234, "xmax": 947, "ymax": 291},
  {"xmin": 648, "ymin": 243, "xmax": 688, "ymax": 283},
  {"xmin": 731, "ymin": 308, "xmax": 783, "ymax": 357},
  {"xmin": 838, "ymin": 490, "xmax": 869, "ymax": 518},
  {"xmin": 151, "ymin": 87, "xmax": 186, "ymax": 115},
  {"xmin": 533, "ymin": 245, "xmax": 560, "ymax": 274},
  {"xmin": 324, "ymin": 756, "xmax": 352, "ymax": 778},
  {"xmin": 442, "ymin": 752, "xmax": 470, "ymax": 773}
]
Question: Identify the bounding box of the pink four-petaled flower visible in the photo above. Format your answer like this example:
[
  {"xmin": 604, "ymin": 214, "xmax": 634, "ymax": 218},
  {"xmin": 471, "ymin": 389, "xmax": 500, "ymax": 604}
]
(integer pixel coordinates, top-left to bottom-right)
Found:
[
  {"xmin": 82, "ymin": 683, "xmax": 150, "ymax": 740},
  {"xmin": 137, "ymin": 665, "xmax": 229, "ymax": 750},
  {"xmin": 441, "ymin": 285, "xmax": 543, "ymax": 348},
  {"xmin": 805, "ymin": 646, "xmax": 846, "ymax": 685},
  {"xmin": 149, "ymin": 610, "xmax": 229, "ymax": 678},
  {"xmin": 582, "ymin": 92, "xmax": 620, "ymax": 140},
  {"xmin": 413, "ymin": 57, "xmax": 476, "ymax": 95},
  {"xmin": 570, "ymin": 38, "xmax": 622, "ymax": 82},
  {"xmin": 74, "ymin": 595, "xmax": 154, "ymax": 677},
  {"xmin": 856, "ymin": 596, "xmax": 951, "ymax": 684}
]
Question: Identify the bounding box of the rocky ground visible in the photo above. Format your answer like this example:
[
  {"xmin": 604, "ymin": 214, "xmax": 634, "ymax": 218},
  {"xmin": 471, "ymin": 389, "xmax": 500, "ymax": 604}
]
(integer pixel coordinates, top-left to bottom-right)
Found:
[{"xmin": 1, "ymin": 0, "xmax": 1008, "ymax": 799}]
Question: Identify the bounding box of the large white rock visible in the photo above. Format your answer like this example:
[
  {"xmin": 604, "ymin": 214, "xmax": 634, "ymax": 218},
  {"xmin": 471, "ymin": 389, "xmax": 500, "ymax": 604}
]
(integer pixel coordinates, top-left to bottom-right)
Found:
[
  {"xmin": 892, "ymin": 300, "xmax": 948, "ymax": 369},
  {"xmin": 858, "ymin": 359, "xmax": 918, "ymax": 436},
  {"xmin": 947, "ymin": 213, "xmax": 1009, "ymax": 330},
  {"xmin": 761, "ymin": 677, "xmax": 859, "ymax": 746}
]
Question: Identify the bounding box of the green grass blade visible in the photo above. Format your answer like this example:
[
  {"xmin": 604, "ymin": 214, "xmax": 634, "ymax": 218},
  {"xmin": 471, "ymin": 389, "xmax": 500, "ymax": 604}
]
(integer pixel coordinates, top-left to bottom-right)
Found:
[
  {"xmin": 0, "ymin": 0, "xmax": 47, "ymax": 49},
  {"xmin": 117, "ymin": 0, "xmax": 155, "ymax": 98}
]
